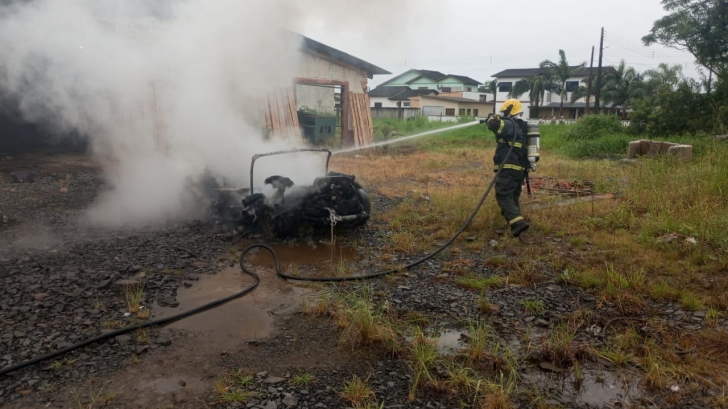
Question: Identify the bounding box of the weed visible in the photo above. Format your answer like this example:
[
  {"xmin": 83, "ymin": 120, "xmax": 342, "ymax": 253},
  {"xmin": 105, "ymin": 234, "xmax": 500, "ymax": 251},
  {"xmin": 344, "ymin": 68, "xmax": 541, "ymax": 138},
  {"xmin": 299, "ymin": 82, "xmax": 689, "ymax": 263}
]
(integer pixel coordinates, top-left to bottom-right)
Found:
[
  {"xmin": 522, "ymin": 299, "xmax": 545, "ymax": 315},
  {"xmin": 301, "ymin": 292, "xmax": 333, "ymax": 317},
  {"xmin": 333, "ymin": 287, "xmax": 396, "ymax": 348},
  {"xmin": 404, "ymin": 310, "xmax": 430, "ymax": 326},
  {"xmin": 44, "ymin": 382, "xmax": 57, "ymax": 392},
  {"xmin": 568, "ymin": 236, "xmax": 588, "ymax": 247},
  {"xmin": 440, "ymin": 360, "xmax": 478, "ymax": 397},
  {"xmin": 137, "ymin": 306, "xmax": 150, "ymax": 319},
  {"xmin": 540, "ymin": 321, "xmax": 590, "ymax": 367},
  {"xmin": 484, "ymin": 255, "xmax": 507, "ymax": 267},
  {"xmin": 124, "ymin": 283, "xmax": 144, "ymax": 313},
  {"xmin": 290, "ymin": 373, "xmax": 316, "ymax": 387},
  {"xmin": 680, "ymin": 291, "xmax": 703, "ymax": 311},
  {"xmin": 598, "ymin": 348, "xmax": 633, "ymax": 366},
  {"xmin": 477, "ymin": 291, "xmax": 498, "ymax": 315},
  {"xmin": 456, "ymin": 273, "xmax": 502, "ymax": 291},
  {"xmin": 465, "ymin": 321, "xmax": 489, "ymax": 363},
  {"xmin": 706, "ymin": 308, "xmax": 721, "ymax": 327},
  {"xmin": 102, "ymin": 319, "xmax": 123, "ymax": 329},
  {"xmin": 340, "ymin": 374, "xmax": 375, "ymax": 405},
  {"xmin": 215, "ymin": 368, "xmax": 254, "ymax": 404},
  {"xmin": 136, "ymin": 329, "xmax": 149, "ymax": 344},
  {"xmin": 408, "ymin": 328, "xmax": 438, "ymax": 401}
]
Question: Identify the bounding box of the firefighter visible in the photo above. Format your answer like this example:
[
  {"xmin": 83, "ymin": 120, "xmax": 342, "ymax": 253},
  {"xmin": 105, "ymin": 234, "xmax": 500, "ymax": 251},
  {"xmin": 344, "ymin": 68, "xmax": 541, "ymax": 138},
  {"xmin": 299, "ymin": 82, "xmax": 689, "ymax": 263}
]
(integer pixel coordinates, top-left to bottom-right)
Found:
[{"xmin": 485, "ymin": 99, "xmax": 530, "ymax": 237}]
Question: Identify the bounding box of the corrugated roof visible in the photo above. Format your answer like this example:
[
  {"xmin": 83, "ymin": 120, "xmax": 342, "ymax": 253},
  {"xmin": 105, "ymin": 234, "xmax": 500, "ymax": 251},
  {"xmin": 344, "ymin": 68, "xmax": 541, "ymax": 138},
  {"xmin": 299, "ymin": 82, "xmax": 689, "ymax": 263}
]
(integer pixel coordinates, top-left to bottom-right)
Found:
[
  {"xmin": 389, "ymin": 88, "xmax": 439, "ymax": 100},
  {"xmin": 417, "ymin": 70, "xmax": 447, "ymax": 80},
  {"xmin": 368, "ymin": 85, "xmax": 409, "ymax": 98}
]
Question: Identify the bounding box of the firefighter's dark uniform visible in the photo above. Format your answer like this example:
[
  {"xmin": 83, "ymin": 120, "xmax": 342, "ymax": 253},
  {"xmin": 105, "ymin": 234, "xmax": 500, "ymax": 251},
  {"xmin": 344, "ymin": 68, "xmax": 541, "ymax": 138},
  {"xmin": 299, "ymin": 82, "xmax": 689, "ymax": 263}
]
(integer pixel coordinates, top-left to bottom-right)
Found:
[{"xmin": 486, "ymin": 114, "xmax": 530, "ymax": 236}]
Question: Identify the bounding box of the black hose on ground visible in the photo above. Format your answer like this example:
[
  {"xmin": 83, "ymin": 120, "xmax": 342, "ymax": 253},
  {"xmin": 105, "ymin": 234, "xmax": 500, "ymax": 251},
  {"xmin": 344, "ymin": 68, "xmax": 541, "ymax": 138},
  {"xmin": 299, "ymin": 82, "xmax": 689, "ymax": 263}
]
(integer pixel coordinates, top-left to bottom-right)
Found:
[
  {"xmin": 0, "ymin": 271, "xmax": 260, "ymax": 377},
  {"xmin": 0, "ymin": 123, "xmax": 517, "ymax": 377}
]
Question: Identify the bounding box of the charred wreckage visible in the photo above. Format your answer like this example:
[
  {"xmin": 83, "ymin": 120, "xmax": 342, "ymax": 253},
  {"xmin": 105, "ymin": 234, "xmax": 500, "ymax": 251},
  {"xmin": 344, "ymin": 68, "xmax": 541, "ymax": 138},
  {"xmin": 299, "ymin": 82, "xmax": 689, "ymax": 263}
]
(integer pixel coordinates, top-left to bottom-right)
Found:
[{"xmin": 209, "ymin": 148, "xmax": 370, "ymax": 237}]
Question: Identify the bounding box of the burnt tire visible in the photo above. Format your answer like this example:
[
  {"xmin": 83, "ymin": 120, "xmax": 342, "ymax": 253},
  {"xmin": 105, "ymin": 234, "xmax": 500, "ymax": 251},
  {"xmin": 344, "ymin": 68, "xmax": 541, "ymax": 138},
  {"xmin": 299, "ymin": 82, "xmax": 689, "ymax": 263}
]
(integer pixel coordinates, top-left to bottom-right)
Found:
[{"xmin": 353, "ymin": 188, "xmax": 371, "ymax": 226}]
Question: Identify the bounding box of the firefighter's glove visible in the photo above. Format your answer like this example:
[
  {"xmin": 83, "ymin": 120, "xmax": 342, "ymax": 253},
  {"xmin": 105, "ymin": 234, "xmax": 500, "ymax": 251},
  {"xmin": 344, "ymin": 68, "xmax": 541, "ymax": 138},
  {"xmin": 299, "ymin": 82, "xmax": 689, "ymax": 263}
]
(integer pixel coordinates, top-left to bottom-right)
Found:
[{"xmin": 486, "ymin": 116, "xmax": 502, "ymax": 133}]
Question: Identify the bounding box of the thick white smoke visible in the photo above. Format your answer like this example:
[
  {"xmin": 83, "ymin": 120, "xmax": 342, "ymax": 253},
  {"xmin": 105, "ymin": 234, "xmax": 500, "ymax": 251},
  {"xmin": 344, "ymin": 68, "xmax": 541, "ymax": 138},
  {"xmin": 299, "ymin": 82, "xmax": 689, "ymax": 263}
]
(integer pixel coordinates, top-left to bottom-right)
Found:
[{"xmin": 0, "ymin": 0, "xmax": 342, "ymax": 225}]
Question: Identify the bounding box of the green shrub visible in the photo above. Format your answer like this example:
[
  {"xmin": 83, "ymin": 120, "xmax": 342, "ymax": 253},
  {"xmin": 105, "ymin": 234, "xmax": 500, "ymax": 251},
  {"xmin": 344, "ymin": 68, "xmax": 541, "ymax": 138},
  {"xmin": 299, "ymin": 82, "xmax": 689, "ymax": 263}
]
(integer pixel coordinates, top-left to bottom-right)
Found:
[{"xmin": 564, "ymin": 115, "xmax": 624, "ymax": 140}]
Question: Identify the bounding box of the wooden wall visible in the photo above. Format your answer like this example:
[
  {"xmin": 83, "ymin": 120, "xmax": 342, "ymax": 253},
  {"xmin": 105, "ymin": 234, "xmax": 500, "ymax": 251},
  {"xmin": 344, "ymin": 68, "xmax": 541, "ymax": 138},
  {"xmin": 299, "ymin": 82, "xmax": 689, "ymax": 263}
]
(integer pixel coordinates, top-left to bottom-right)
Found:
[
  {"xmin": 348, "ymin": 91, "xmax": 374, "ymax": 147},
  {"xmin": 259, "ymin": 87, "xmax": 303, "ymax": 142}
]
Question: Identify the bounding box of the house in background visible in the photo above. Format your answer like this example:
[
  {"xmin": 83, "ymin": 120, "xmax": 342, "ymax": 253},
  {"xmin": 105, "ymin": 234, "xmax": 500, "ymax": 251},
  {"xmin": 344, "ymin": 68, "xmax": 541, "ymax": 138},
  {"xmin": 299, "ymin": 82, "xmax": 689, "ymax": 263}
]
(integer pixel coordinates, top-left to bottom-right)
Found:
[
  {"xmin": 368, "ymin": 85, "xmax": 439, "ymax": 108},
  {"xmin": 408, "ymin": 95, "xmax": 493, "ymax": 121},
  {"xmin": 491, "ymin": 66, "xmax": 618, "ymax": 119},
  {"xmin": 371, "ymin": 69, "xmax": 486, "ymax": 105}
]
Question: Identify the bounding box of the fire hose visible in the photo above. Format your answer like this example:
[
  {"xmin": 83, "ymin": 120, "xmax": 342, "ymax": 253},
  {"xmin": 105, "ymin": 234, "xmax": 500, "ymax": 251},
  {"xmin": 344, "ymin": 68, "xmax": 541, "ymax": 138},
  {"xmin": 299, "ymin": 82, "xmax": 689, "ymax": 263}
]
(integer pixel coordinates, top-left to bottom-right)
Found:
[{"xmin": 0, "ymin": 126, "xmax": 518, "ymax": 377}]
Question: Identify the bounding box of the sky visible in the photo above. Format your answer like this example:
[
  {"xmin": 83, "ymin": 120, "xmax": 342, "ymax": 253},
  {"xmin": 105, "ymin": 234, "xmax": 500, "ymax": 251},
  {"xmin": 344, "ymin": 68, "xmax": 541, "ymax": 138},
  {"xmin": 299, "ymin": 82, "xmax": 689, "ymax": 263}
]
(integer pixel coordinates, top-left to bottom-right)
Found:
[{"xmin": 298, "ymin": 0, "xmax": 702, "ymax": 88}]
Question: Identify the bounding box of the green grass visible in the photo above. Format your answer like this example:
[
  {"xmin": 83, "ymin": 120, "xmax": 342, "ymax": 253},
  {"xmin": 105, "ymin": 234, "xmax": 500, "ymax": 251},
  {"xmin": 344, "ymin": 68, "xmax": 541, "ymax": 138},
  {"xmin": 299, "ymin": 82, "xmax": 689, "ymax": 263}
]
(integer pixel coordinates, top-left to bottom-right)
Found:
[
  {"xmin": 455, "ymin": 273, "xmax": 503, "ymax": 291},
  {"xmin": 522, "ymin": 299, "xmax": 545, "ymax": 315}
]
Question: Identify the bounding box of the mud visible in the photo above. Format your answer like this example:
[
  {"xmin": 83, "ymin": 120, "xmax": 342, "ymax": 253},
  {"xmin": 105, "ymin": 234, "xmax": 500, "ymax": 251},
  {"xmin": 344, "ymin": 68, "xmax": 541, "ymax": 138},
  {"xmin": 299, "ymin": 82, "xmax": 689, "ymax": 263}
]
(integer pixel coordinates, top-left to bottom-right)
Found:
[{"xmin": 154, "ymin": 266, "xmax": 308, "ymax": 350}]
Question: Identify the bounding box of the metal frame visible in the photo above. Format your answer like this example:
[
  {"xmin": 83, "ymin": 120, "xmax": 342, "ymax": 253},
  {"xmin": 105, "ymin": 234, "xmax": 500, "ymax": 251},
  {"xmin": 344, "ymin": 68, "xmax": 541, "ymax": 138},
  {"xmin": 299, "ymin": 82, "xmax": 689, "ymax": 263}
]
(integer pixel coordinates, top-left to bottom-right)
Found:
[{"xmin": 249, "ymin": 148, "xmax": 332, "ymax": 191}]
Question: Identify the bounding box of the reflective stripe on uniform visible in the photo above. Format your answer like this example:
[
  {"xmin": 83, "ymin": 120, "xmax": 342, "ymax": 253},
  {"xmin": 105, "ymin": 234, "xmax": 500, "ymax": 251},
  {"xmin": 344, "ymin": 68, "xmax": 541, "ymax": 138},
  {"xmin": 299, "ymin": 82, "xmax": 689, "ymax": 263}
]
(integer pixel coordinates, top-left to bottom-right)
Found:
[
  {"xmin": 497, "ymin": 138, "xmax": 522, "ymax": 148},
  {"xmin": 509, "ymin": 216, "xmax": 524, "ymax": 225},
  {"xmin": 496, "ymin": 120, "xmax": 505, "ymax": 135},
  {"xmin": 494, "ymin": 164, "xmax": 525, "ymax": 171}
]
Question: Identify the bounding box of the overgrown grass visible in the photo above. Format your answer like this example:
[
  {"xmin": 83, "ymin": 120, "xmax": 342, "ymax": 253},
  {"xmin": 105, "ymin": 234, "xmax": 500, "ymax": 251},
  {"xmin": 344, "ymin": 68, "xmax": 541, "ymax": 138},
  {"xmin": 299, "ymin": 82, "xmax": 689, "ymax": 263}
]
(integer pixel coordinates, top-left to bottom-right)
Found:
[{"xmin": 329, "ymin": 117, "xmax": 728, "ymax": 401}]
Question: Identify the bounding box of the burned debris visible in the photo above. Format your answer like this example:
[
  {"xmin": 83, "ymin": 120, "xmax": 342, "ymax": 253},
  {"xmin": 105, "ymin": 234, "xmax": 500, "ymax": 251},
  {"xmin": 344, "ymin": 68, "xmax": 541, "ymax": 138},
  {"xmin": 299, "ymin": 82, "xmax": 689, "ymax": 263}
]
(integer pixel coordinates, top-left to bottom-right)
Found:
[{"xmin": 210, "ymin": 148, "xmax": 370, "ymax": 237}]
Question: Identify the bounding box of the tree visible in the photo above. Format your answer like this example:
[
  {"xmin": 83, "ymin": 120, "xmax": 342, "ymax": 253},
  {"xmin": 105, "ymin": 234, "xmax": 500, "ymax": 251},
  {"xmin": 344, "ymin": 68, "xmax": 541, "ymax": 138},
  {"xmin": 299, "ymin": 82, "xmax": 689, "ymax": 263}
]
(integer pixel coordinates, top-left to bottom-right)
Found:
[
  {"xmin": 484, "ymin": 79, "xmax": 498, "ymax": 114},
  {"xmin": 509, "ymin": 74, "xmax": 552, "ymax": 117},
  {"xmin": 540, "ymin": 50, "xmax": 586, "ymax": 117},
  {"xmin": 643, "ymin": 0, "xmax": 728, "ymax": 80},
  {"xmin": 603, "ymin": 60, "xmax": 646, "ymax": 119},
  {"xmin": 643, "ymin": 63, "xmax": 683, "ymax": 97}
]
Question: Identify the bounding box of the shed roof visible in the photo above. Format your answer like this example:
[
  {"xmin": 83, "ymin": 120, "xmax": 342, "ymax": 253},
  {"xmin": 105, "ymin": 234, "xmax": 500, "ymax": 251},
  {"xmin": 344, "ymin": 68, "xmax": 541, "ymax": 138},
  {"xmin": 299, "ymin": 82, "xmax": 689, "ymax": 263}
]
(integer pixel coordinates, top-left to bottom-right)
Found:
[{"xmin": 299, "ymin": 34, "xmax": 391, "ymax": 78}]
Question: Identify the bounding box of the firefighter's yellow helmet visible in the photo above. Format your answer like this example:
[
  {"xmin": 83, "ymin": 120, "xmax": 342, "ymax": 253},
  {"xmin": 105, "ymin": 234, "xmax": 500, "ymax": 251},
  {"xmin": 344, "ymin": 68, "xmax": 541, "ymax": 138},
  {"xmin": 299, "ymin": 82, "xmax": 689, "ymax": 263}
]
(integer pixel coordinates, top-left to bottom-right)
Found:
[{"xmin": 500, "ymin": 99, "xmax": 523, "ymax": 116}]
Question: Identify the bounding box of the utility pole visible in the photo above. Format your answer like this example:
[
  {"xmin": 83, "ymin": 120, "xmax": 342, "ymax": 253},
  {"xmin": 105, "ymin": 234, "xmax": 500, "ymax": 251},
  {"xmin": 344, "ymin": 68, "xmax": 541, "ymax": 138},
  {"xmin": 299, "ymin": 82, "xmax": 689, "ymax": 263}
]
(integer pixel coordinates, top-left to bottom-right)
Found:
[
  {"xmin": 586, "ymin": 46, "xmax": 594, "ymax": 114},
  {"xmin": 595, "ymin": 27, "xmax": 604, "ymax": 113}
]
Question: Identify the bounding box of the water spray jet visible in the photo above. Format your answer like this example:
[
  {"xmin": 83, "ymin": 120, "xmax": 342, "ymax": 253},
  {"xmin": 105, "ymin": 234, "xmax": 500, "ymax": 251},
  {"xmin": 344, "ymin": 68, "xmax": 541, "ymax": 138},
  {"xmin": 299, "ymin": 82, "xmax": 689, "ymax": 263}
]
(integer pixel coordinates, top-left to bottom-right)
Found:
[{"xmin": 331, "ymin": 120, "xmax": 481, "ymax": 155}]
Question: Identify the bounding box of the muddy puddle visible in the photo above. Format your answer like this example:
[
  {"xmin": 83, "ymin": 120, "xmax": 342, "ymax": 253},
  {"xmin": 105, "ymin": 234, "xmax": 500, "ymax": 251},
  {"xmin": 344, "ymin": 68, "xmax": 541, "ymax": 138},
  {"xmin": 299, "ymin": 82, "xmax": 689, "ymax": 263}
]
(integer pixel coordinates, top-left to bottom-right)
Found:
[
  {"xmin": 153, "ymin": 266, "xmax": 308, "ymax": 350},
  {"xmin": 245, "ymin": 242, "xmax": 360, "ymax": 278},
  {"xmin": 527, "ymin": 368, "xmax": 641, "ymax": 407},
  {"xmin": 144, "ymin": 376, "xmax": 207, "ymax": 394},
  {"xmin": 434, "ymin": 329, "xmax": 467, "ymax": 354}
]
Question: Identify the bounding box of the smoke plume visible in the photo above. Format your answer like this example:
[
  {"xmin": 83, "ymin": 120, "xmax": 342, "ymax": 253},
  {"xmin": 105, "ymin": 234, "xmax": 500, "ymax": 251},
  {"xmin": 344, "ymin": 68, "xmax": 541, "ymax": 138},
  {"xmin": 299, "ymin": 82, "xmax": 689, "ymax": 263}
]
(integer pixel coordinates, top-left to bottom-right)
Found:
[{"xmin": 0, "ymin": 0, "xmax": 360, "ymax": 225}]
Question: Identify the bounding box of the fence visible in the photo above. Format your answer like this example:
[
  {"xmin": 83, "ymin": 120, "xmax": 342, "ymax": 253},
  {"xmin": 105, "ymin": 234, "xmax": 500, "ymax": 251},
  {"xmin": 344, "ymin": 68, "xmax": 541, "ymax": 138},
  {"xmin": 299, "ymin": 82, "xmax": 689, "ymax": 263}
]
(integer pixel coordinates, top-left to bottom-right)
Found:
[
  {"xmin": 370, "ymin": 107, "xmax": 420, "ymax": 120},
  {"xmin": 528, "ymin": 119, "xmax": 631, "ymax": 126}
]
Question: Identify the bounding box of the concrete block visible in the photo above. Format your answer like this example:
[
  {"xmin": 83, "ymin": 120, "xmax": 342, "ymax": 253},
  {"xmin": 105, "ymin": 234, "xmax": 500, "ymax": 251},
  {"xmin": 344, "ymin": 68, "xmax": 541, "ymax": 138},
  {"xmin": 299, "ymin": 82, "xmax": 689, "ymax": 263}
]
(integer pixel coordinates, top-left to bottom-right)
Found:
[
  {"xmin": 627, "ymin": 141, "xmax": 642, "ymax": 158},
  {"xmin": 668, "ymin": 145, "xmax": 693, "ymax": 162}
]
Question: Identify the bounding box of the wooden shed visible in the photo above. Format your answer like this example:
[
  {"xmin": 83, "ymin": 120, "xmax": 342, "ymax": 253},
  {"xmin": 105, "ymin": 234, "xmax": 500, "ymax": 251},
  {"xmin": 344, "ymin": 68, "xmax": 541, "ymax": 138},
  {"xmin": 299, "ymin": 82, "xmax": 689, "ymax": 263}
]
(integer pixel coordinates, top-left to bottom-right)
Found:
[{"xmin": 260, "ymin": 34, "xmax": 390, "ymax": 147}]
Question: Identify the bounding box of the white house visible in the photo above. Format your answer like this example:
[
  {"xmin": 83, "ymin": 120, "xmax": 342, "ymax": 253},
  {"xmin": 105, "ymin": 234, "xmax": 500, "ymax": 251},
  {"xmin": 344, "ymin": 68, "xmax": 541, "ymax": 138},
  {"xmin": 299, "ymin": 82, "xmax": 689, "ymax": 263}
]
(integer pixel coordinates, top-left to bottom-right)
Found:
[
  {"xmin": 491, "ymin": 66, "xmax": 618, "ymax": 119},
  {"xmin": 370, "ymin": 69, "xmax": 488, "ymax": 107}
]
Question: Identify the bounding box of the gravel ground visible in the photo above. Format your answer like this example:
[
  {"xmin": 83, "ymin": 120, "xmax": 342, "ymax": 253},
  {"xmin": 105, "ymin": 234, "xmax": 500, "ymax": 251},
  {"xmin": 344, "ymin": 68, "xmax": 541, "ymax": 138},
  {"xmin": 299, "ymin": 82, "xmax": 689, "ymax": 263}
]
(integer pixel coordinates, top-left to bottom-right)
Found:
[
  {"xmin": 0, "ymin": 166, "xmax": 237, "ymax": 406},
  {"xmin": 1, "ymin": 156, "xmax": 724, "ymax": 409}
]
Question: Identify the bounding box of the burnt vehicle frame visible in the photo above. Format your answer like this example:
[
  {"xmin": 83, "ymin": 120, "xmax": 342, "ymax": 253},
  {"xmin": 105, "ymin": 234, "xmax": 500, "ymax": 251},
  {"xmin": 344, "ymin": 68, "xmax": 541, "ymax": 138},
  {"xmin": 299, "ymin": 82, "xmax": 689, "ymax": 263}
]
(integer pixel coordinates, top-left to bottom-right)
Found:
[{"xmin": 212, "ymin": 148, "xmax": 370, "ymax": 237}]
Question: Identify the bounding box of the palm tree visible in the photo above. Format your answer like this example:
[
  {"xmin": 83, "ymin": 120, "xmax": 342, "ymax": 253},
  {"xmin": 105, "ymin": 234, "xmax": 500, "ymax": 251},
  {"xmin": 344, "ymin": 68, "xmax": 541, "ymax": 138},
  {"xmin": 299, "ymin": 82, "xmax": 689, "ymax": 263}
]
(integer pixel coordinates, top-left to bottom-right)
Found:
[
  {"xmin": 540, "ymin": 50, "xmax": 586, "ymax": 118},
  {"xmin": 484, "ymin": 79, "xmax": 498, "ymax": 114},
  {"xmin": 603, "ymin": 60, "xmax": 645, "ymax": 119},
  {"xmin": 570, "ymin": 74, "xmax": 609, "ymax": 111},
  {"xmin": 643, "ymin": 63, "xmax": 683, "ymax": 96},
  {"xmin": 509, "ymin": 74, "xmax": 552, "ymax": 117}
]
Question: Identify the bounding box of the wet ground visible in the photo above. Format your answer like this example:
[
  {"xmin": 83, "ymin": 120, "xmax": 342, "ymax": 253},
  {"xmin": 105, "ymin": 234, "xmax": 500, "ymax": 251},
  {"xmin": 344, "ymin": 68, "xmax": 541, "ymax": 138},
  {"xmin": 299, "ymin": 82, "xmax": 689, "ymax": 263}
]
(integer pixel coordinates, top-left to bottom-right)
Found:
[{"xmin": 0, "ymin": 152, "xmax": 723, "ymax": 408}]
